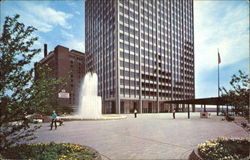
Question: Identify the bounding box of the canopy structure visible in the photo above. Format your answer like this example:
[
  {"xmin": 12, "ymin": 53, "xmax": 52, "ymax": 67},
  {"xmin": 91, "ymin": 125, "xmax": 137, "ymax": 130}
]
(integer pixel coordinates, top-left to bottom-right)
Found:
[
  {"xmin": 164, "ymin": 97, "xmax": 229, "ymax": 105},
  {"xmin": 163, "ymin": 97, "xmax": 228, "ymax": 119}
]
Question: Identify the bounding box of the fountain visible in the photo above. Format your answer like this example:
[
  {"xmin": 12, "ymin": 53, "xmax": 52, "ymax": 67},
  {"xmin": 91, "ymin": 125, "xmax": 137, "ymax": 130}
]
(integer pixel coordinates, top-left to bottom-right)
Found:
[
  {"xmin": 58, "ymin": 72, "xmax": 126, "ymax": 121},
  {"xmin": 77, "ymin": 72, "xmax": 102, "ymax": 119}
]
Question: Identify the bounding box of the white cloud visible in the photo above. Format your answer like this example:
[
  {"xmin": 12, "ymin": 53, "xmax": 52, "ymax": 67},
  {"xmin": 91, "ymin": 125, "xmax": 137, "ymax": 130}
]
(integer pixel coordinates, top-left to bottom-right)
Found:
[
  {"xmin": 26, "ymin": 4, "xmax": 73, "ymax": 30},
  {"xmin": 61, "ymin": 34, "xmax": 85, "ymax": 53},
  {"xmin": 64, "ymin": 39, "xmax": 85, "ymax": 53},
  {"xmin": 59, "ymin": 30, "xmax": 84, "ymax": 52},
  {"xmin": 5, "ymin": 1, "xmax": 73, "ymax": 32},
  {"xmin": 24, "ymin": 14, "xmax": 53, "ymax": 32},
  {"xmin": 75, "ymin": 11, "xmax": 81, "ymax": 15},
  {"xmin": 194, "ymin": 1, "xmax": 249, "ymax": 74},
  {"xmin": 194, "ymin": 1, "xmax": 249, "ymax": 98},
  {"xmin": 61, "ymin": 30, "xmax": 74, "ymax": 39}
]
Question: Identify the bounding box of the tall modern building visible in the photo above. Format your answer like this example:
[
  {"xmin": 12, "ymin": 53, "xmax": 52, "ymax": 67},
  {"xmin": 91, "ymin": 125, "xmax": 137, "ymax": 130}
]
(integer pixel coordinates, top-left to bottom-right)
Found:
[{"xmin": 85, "ymin": 0, "xmax": 195, "ymax": 114}]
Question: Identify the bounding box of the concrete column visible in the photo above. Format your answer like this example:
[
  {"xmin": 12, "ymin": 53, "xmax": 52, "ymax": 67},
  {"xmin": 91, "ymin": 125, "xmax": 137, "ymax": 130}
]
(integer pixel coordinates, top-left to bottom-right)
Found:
[
  {"xmin": 138, "ymin": 0, "xmax": 142, "ymax": 115},
  {"xmin": 188, "ymin": 104, "xmax": 190, "ymax": 119},
  {"xmin": 115, "ymin": 0, "xmax": 120, "ymax": 114},
  {"xmin": 192, "ymin": 104, "xmax": 195, "ymax": 112},
  {"xmin": 217, "ymin": 105, "xmax": 220, "ymax": 116}
]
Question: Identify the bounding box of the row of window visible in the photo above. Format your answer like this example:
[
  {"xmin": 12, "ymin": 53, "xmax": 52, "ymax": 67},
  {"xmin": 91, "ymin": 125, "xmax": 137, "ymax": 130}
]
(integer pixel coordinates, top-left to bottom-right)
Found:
[{"xmin": 120, "ymin": 88, "xmax": 194, "ymax": 97}]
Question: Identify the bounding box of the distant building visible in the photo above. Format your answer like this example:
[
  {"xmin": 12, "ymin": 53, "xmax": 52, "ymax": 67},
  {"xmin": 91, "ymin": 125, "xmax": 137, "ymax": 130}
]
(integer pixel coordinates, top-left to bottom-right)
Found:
[
  {"xmin": 85, "ymin": 0, "xmax": 195, "ymax": 114},
  {"xmin": 36, "ymin": 44, "xmax": 85, "ymax": 112}
]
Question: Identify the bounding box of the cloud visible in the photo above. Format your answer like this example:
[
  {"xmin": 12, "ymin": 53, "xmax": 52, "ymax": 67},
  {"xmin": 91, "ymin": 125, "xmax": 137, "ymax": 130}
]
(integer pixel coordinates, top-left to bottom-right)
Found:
[
  {"xmin": 3, "ymin": 1, "xmax": 73, "ymax": 32},
  {"xmin": 26, "ymin": 4, "xmax": 73, "ymax": 30},
  {"xmin": 75, "ymin": 11, "xmax": 81, "ymax": 15},
  {"xmin": 65, "ymin": 39, "xmax": 85, "ymax": 53},
  {"xmin": 60, "ymin": 30, "xmax": 84, "ymax": 52},
  {"xmin": 20, "ymin": 12, "xmax": 53, "ymax": 32},
  {"xmin": 67, "ymin": 1, "xmax": 77, "ymax": 7},
  {"xmin": 61, "ymin": 30, "xmax": 74, "ymax": 39},
  {"xmin": 194, "ymin": 1, "xmax": 249, "ymax": 74},
  {"xmin": 194, "ymin": 1, "xmax": 249, "ymax": 98}
]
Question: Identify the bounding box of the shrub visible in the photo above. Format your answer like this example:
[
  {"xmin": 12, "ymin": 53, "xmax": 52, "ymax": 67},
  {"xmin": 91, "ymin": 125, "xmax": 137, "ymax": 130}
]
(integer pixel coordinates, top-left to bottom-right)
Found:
[
  {"xmin": 198, "ymin": 137, "xmax": 250, "ymax": 160},
  {"xmin": 241, "ymin": 122, "xmax": 247, "ymax": 128},
  {"xmin": 225, "ymin": 114, "xmax": 235, "ymax": 121},
  {"xmin": 1, "ymin": 142, "xmax": 99, "ymax": 160}
]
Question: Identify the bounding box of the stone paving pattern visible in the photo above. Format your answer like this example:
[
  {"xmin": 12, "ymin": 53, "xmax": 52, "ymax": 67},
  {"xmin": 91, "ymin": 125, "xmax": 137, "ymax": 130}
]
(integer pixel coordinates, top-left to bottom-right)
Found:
[{"xmin": 32, "ymin": 113, "xmax": 249, "ymax": 160}]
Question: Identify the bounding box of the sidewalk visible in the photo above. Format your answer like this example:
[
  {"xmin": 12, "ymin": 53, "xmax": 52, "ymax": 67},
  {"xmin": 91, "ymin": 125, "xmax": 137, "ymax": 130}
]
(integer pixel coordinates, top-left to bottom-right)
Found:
[{"xmin": 32, "ymin": 113, "xmax": 249, "ymax": 159}]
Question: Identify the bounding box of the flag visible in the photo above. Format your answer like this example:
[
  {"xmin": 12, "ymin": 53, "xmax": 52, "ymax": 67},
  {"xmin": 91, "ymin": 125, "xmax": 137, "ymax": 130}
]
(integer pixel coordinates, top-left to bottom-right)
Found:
[{"xmin": 218, "ymin": 52, "xmax": 221, "ymax": 64}]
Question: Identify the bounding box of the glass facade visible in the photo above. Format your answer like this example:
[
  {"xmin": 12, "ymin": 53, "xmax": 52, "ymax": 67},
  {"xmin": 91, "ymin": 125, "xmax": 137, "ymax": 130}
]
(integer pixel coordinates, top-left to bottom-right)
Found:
[{"xmin": 86, "ymin": 0, "xmax": 195, "ymax": 114}]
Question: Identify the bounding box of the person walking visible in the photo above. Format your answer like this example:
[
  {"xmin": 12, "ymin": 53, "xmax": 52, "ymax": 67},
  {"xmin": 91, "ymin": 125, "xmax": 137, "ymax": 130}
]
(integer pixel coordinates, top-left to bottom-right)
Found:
[
  {"xmin": 134, "ymin": 109, "xmax": 137, "ymax": 118},
  {"xmin": 173, "ymin": 109, "xmax": 176, "ymax": 119},
  {"xmin": 50, "ymin": 110, "xmax": 57, "ymax": 130},
  {"xmin": 23, "ymin": 112, "xmax": 29, "ymax": 129}
]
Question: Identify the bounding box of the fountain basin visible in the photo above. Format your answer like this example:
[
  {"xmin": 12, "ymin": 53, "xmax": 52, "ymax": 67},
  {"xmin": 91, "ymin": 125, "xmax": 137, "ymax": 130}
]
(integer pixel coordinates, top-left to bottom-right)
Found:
[{"xmin": 58, "ymin": 114, "xmax": 127, "ymax": 121}]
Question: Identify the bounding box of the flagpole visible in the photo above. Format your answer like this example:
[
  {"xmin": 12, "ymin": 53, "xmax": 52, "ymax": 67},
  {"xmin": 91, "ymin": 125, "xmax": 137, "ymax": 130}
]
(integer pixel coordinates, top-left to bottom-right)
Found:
[
  {"xmin": 217, "ymin": 48, "xmax": 220, "ymax": 116},
  {"xmin": 218, "ymin": 48, "xmax": 220, "ymax": 97}
]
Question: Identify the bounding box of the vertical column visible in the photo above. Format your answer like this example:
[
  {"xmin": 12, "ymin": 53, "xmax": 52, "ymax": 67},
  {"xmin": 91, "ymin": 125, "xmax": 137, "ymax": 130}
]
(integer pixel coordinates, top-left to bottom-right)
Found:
[
  {"xmin": 188, "ymin": 104, "xmax": 190, "ymax": 119},
  {"xmin": 191, "ymin": 0, "xmax": 195, "ymax": 99},
  {"xmin": 192, "ymin": 104, "xmax": 195, "ymax": 112},
  {"xmin": 170, "ymin": 0, "xmax": 174, "ymax": 102},
  {"xmin": 156, "ymin": 0, "xmax": 160, "ymax": 113},
  {"xmin": 116, "ymin": 0, "xmax": 120, "ymax": 114},
  {"xmin": 139, "ymin": 0, "xmax": 142, "ymax": 113},
  {"xmin": 217, "ymin": 105, "xmax": 219, "ymax": 116}
]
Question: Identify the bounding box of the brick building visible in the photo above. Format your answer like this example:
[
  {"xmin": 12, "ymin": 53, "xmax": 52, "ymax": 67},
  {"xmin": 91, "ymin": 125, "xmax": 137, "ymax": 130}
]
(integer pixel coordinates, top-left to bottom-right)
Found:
[{"xmin": 36, "ymin": 44, "xmax": 85, "ymax": 112}]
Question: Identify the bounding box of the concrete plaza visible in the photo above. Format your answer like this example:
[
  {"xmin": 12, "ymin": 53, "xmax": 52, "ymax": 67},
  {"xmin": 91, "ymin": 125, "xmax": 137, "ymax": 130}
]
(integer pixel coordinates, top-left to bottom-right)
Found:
[{"xmin": 32, "ymin": 113, "xmax": 249, "ymax": 160}]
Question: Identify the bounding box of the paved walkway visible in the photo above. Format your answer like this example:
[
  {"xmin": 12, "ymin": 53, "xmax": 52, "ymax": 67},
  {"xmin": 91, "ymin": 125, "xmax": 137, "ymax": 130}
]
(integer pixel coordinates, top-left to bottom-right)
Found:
[{"xmin": 32, "ymin": 113, "xmax": 249, "ymax": 160}]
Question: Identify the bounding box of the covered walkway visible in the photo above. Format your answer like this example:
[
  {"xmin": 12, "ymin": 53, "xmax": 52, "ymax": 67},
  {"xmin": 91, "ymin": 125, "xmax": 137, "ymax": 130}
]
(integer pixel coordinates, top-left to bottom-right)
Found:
[{"xmin": 163, "ymin": 97, "xmax": 228, "ymax": 119}]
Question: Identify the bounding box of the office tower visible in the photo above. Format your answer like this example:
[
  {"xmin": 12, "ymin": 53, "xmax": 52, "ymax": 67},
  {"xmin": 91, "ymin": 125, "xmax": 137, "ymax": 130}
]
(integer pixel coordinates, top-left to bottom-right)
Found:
[
  {"xmin": 85, "ymin": 0, "xmax": 194, "ymax": 114},
  {"xmin": 36, "ymin": 45, "xmax": 85, "ymax": 112}
]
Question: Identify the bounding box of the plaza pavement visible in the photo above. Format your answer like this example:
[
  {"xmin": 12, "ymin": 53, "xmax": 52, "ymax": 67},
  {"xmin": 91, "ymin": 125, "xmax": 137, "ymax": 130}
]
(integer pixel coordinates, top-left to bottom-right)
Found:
[{"xmin": 32, "ymin": 113, "xmax": 249, "ymax": 160}]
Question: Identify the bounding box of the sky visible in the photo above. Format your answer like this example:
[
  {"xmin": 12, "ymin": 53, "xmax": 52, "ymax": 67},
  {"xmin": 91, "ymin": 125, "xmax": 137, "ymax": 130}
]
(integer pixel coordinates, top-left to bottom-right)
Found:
[{"xmin": 0, "ymin": 0, "xmax": 249, "ymax": 98}]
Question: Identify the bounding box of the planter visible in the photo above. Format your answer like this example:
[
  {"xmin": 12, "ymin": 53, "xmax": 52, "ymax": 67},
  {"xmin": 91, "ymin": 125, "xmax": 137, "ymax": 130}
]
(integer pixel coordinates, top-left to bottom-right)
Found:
[
  {"xmin": 200, "ymin": 112, "xmax": 210, "ymax": 118},
  {"xmin": 1, "ymin": 143, "xmax": 102, "ymax": 160},
  {"xmin": 189, "ymin": 138, "xmax": 250, "ymax": 160},
  {"xmin": 86, "ymin": 145, "xmax": 102, "ymax": 160},
  {"xmin": 189, "ymin": 148, "xmax": 203, "ymax": 160}
]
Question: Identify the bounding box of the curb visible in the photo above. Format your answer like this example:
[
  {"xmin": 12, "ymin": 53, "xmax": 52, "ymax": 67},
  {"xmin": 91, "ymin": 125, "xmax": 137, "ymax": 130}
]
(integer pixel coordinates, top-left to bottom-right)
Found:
[
  {"xmin": 84, "ymin": 145, "xmax": 102, "ymax": 160},
  {"xmin": 189, "ymin": 148, "xmax": 203, "ymax": 160}
]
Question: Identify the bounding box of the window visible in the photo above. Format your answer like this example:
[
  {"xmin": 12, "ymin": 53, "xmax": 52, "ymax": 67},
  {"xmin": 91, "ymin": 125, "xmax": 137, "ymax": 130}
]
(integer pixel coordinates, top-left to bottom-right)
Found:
[{"xmin": 119, "ymin": 15, "xmax": 124, "ymax": 22}]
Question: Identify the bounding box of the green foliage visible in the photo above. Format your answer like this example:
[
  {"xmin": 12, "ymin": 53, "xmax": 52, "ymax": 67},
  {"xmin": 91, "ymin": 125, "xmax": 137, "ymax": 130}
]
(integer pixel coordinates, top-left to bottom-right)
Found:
[
  {"xmin": 32, "ymin": 64, "xmax": 66, "ymax": 115},
  {"xmin": 222, "ymin": 111, "xmax": 235, "ymax": 122},
  {"xmin": 198, "ymin": 137, "xmax": 250, "ymax": 160},
  {"xmin": 221, "ymin": 70, "xmax": 250, "ymax": 120},
  {"xmin": 1, "ymin": 142, "xmax": 98, "ymax": 160},
  {"xmin": 225, "ymin": 114, "xmax": 234, "ymax": 121},
  {"xmin": 0, "ymin": 15, "xmax": 65, "ymax": 150},
  {"xmin": 57, "ymin": 104, "xmax": 74, "ymax": 114}
]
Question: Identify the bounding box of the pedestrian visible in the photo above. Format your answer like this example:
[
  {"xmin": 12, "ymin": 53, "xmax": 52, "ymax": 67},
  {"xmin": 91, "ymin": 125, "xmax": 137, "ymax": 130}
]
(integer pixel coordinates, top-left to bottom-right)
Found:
[
  {"xmin": 134, "ymin": 109, "xmax": 137, "ymax": 118},
  {"xmin": 173, "ymin": 109, "xmax": 176, "ymax": 119},
  {"xmin": 50, "ymin": 110, "xmax": 57, "ymax": 130},
  {"xmin": 23, "ymin": 112, "xmax": 29, "ymax": 129}
]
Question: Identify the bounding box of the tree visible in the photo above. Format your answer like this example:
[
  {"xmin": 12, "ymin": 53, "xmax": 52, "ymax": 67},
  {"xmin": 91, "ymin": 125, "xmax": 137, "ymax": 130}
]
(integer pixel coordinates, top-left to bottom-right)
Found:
[
  {"xmin": 221, "ymin": 70, "xmax": 250, "ymax": 120},
  {"xmin": 0, "ymin": 15, "xmax": 65, "ymax": 151}
]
